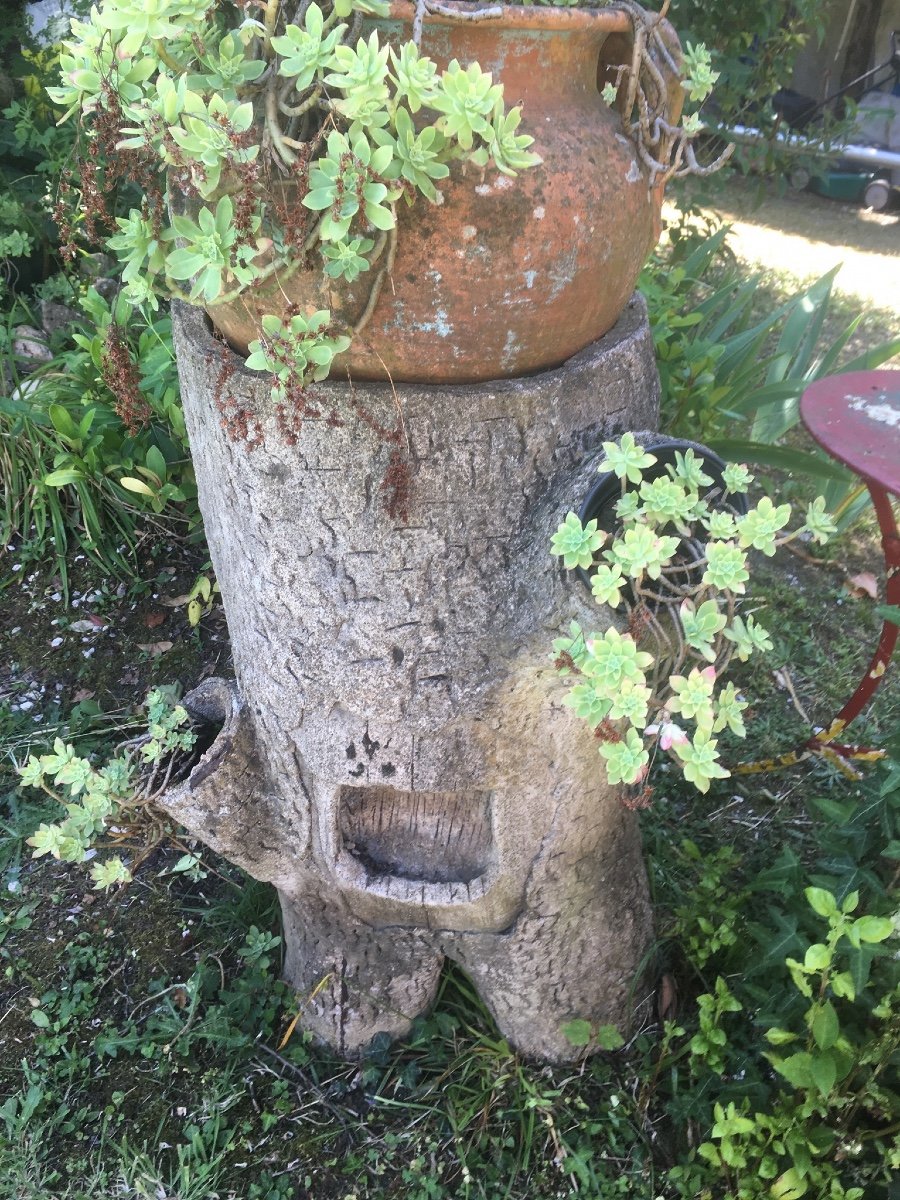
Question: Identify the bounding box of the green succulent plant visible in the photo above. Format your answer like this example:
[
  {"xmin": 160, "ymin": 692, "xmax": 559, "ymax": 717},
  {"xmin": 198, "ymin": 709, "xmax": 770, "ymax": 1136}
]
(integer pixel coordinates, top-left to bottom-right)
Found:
[
  {"xmin": 668, "ymin": 666, "xmax": 717, "ymax": 726},
  {"xmin": 550, "ymin": 513, "xmax": 607, "ymax": 571},
  {"xmin": 680, "ymin": 598, "xmax": 727, "ymax": 662},
  {"xmin": 390, "ymin": 42, "xmax": 439, "ymax": 112},
  {"xmin": 597, "ymin": 431, "xmax": 657, "ymax": 485},
  {"xmin": 303, "ymin": 128, "xmax": 398, "ymax": 242},
  {"xmin": 165, "ymin": 196, "xmax": 262, "ymax": 304},
  {"xmin": 590, "ymin": 563, "xmax": 626, "ymax": 608},
  {"xmin": 430, "ymin": 59, "xmax": 502, "ymax": 150},
  {"xmin": 606, "ymin": 524, "xmax": 681, "ymax": 581},
  {"xmin": 322, "ymin": 236, "xmax": 376, "ymax": 281},
  {"xmin": 325, "ymin": 31, "xmax": 392, "ymax": 129},
  {"xmin": 724, "ymin": 614, "xmax": 773, "ymax": 662},
  {"xmin": 703, "ymin": 541, "xmax": 750, "ymax": 594},
  {"xmin": 598, "ymin": 727, "xmax": 650, "ymax": 787},
  {"xmin": 736, "ymin": 496, "xmax": 792, "ymax": 557},
  {"xmin": 565, "ymin": 682, "xmax": 613, "ymax": 726},
  {"xmin": 94, "ymin": 0, "xmax": 215, "ymax": 58},
  {"xmin": 674, "ymin": 728, "xmax": 729, "ymax": 793},
  {"xmin": 713, "ymin": 681, "xmax": 748, "ymax": 738},
  {"xmin": 45, "ymin": 0, "xmax": 549, "ymax": 398},
  {"xmin": 271, "ymin": 4, "xmax": 346, "ymax": 90},
  {"xmin": 381, "ymin": 108, "xmax": 450, "ymax": 202},
  {"xmin": 245, "ymin": 312, "xmax": 352, "ymax": 398},
  {"xmin": 638, "ymin": 476, "xmax": 696, "ymax": 525},
  {"xmin": 669, "ymin": 448, "xmax": 713, "ymax": 492},
  {"xmin": 803, "ymin": 497, "xmax": 839, "ymax": 544},
  {"xmin": 581, "ymin": 628, "xmax": 654, "ymax": 692},
  {"xmin": 550, "ymin": 434, "xmax": 834, "ymax": 798}
]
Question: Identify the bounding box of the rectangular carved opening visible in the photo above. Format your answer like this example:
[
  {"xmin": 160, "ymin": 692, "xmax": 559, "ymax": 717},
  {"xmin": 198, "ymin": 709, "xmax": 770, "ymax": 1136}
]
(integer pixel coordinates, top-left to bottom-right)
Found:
[{"xmin": 339, "ymin": 785, "xmax": 493, "ymax": 884}]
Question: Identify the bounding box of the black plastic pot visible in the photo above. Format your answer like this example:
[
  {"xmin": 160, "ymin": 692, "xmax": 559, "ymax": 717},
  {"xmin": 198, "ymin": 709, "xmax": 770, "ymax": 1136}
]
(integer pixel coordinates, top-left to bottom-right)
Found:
[{"xmin": 575, "ymin": 434, "xmax": 749, "ymax": 597}]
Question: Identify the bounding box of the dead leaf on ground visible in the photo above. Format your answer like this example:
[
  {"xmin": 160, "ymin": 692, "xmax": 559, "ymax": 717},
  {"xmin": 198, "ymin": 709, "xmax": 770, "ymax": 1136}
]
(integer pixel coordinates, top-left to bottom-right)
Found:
[
  {"xmin": 658, "ymin": 973, "xmax": 677, "ymax": 1022},
  {"xmin": 72, "ymin": 688, "xmax": 95, "ymax": 702},
  {"xmin": 160, "ymin": 594, "xmax": 191, "ymax": 607},
  {"xmin": 845, "ymin": 571, "xmax": 878, "ymax": 600},
  {"xmin": 142, "ymin": 611, "xmax": 167, "ymax": 629},
  {"xmin": 137, "ymin": 641, "xmax": 173, "ymax": 656}
]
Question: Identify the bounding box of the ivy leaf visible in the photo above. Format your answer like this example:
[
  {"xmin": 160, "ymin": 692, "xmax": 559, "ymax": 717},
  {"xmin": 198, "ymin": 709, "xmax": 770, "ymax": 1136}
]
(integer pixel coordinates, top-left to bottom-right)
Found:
[
  {"xmin": 846, "ymin": 945, "xmax": 874, "ymax": 997},
  {"xmin": 851, "ymin": 915, "xmax": 894, "ymax": 943},
  {"xmin": 764, "ymin": 1027, "xmax": 798, "ymax": 1046},
  {"xmin": 803, "ymin": 942, "xmax": 830, "ymax": 972}
]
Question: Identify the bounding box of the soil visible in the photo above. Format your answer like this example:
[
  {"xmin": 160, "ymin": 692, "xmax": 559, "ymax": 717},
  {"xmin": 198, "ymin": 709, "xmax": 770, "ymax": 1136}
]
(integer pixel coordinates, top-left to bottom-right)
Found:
[{"xmin": 0, "ymin": 537, "xmax": 229, "ymax": 728}]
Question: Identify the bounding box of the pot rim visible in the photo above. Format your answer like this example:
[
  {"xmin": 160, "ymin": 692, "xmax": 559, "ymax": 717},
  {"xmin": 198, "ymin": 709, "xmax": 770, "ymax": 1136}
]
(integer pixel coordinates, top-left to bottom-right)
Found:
[{"xmin": 385, "ymin": 0, "xmax": 634, "ymax": 35}]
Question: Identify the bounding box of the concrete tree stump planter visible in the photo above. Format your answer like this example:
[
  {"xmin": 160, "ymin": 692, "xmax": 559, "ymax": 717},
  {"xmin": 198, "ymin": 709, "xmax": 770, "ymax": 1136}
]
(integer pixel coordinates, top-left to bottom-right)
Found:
[{"xmin": 161, "ymin": 294, "xmax": 660, "ymax": 1062}]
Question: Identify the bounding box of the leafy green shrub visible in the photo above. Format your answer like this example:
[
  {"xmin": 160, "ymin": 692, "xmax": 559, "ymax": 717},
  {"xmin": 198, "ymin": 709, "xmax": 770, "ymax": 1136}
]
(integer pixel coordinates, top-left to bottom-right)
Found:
[
  {"xmin": 647, "ymin": 743, "xmax": 900, "ymax": 1200},
  {"xmin": 641, "ymin": 228, "xmax": 900, "ymax": 525},
  {"xmin": 0, "ymin": 44, "xmax": 81, "ymax": 297},
  {"xmin": 1, "ymin": 287, "xmax": 199, "ymax": 595}
]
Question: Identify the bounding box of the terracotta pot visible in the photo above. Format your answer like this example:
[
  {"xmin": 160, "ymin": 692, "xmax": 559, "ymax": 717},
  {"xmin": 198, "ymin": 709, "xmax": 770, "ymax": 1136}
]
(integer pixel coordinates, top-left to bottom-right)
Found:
[{"xmin": 209, "ymin": 1, "xmax": 682, "ymax": 384}]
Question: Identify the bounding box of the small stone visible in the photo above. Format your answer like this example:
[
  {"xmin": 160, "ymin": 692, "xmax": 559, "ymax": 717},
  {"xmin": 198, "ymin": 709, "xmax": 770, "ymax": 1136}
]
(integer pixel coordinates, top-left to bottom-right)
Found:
[
  {"xmin": 10, "ymin": 378, "xmax": 41, "ymax": 402},
  {"xmin": 77, "ymin": 251, "xmax": 116, "ymax": 279},
  {"xmin": 12, "ymin": 325, "xmax": 52, "ymax": 364},
  {"xmin": 40, "ymin": 299, "xmax": 82, "ymax": 338},
  {"xmin": 50, "ymin": 637, "xmax": 64, "ymax": 648}
]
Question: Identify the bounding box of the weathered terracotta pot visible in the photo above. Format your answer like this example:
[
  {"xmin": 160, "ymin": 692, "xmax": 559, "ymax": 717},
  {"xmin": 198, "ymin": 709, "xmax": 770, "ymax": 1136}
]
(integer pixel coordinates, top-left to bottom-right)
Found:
[{"xmin": 209, "ymin": 1, "xmax": 682, "ymax": 384}]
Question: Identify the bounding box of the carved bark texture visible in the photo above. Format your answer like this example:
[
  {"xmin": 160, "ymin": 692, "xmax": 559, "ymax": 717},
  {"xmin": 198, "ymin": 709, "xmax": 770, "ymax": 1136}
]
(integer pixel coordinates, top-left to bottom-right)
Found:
[{"xmin": 163, "ymin": 295, "xmax": 660, "ymax": 1061}]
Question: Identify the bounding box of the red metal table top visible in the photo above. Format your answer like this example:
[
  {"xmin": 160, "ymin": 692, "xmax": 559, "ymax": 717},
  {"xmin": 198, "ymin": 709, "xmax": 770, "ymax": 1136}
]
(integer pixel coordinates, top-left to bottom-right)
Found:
[{"xmin": 800, "ymin": 370, "xmax": 900, "ymax": 496}]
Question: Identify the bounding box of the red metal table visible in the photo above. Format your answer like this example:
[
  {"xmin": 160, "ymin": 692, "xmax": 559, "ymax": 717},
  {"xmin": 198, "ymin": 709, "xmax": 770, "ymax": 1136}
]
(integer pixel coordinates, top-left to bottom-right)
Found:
[{"xmin": 739, "ymin": 369, "xmax": 900, "ymax": 777}]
